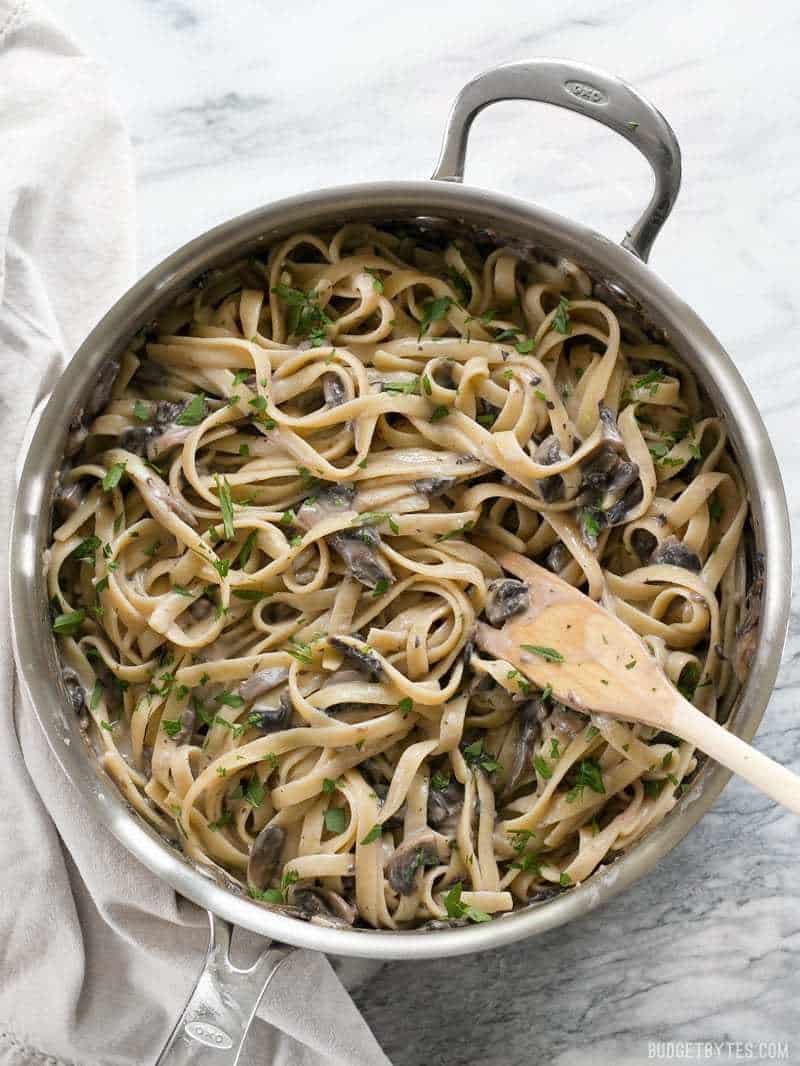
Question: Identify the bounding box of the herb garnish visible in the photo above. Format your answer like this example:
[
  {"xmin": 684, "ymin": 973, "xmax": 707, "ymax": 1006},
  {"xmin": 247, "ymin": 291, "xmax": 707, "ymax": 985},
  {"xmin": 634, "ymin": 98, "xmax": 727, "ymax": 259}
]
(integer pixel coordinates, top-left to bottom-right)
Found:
[
  {"xmin": 271, "ymin": 284, "xmax": 332, "ymax": 346},
  {"xmin": 177, "ymin": 393, "xmax": 207, "ymax": 426},
  {"xmin": 102, "ymin": 462, "xmax": 126, "ymax": 492},
  {"xmin": 520, "ymin": 645, "xmax": 564, "ymax": 663},
  {"xmin": 552, "ymin": 296, "xmax": 571, "ymax": 335},
  {"xmin": 462, "ymin": 739, "xmax": 501, "ymax": 774},
  {"xmin": 566, "ymin": 759, "xmax": 605, "ymax": 803},
  {"xmin": 417, "ymin": 296, "xmax": 453, "ymax": 339},
  {"xmin": 443, "ymin": 882, "xmax": 491, "ymax": 924}
]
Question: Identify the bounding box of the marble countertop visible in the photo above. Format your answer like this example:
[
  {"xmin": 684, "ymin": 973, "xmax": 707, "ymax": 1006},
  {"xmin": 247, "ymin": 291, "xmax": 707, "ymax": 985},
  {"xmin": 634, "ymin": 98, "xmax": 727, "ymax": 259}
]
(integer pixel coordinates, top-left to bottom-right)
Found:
[{"xmin": 45, "ymin": 1, "xmax": 800, "ymax": 1062}]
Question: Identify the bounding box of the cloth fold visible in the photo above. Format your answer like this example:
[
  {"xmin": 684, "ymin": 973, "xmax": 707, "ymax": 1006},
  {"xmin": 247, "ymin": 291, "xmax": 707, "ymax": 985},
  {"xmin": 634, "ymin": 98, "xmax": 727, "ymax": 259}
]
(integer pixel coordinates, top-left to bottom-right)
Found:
[{"xmin": 0, "ymin": 4, "xmax": 388, "ymax": 1064}]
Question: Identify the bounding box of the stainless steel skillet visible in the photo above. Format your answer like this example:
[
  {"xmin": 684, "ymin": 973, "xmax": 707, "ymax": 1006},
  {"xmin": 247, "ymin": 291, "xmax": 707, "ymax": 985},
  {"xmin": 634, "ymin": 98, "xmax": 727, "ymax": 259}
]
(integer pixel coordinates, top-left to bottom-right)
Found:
[{"xmin": 9, "ymin": 59, "xmax": 790, "ymax": 1065}]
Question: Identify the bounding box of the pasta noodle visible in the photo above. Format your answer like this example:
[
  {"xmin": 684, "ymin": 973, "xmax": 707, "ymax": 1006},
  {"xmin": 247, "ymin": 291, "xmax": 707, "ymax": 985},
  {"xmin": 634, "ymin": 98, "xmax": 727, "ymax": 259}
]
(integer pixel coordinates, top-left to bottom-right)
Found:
[{"xmin": 47, "ymin": 222, "xmax": 752, "ymax": 928}]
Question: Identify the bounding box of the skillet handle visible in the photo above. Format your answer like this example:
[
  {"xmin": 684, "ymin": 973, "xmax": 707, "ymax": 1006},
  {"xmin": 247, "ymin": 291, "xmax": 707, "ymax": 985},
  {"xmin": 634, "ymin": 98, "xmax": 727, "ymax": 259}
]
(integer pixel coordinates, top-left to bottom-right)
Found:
[
  {"xmin": 431, "ymin": 58, "xmax": 681, "ymax": 263},
  {"xmin": 154, "ymin": 912, "xmax": 292, "ymax": 1066}
]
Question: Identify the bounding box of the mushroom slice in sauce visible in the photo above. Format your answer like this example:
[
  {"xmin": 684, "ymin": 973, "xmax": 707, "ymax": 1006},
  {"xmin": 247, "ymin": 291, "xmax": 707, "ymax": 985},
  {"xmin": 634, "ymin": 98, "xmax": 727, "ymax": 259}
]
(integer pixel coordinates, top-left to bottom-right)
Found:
[
  {"xmin": 295, "ymin": 483, "xmax": 356, "ymax": 531},
  {"xmin": 143, "ymin": 474, "xmax": 198, "ymax": 528},
  {"xmin": 249, "ymin": 693, "xmax": 293, "ymax": 734},
  {"xmin": 504, "ymin": 697, "xmax": 548, "ymax": 796},
  {"xmin": 322, "ymin": 373, "xmax": 346, "ymax": 407},
  {"xmin": 650, "ymin": 538, "xmax": 702, "ymax": 573},
  {"xmin": 385, "ymin": 830, "xmax": 450, "ymax": 896},
  {"xmin": 328, "ymin": 637, "xmax": 383, "ymax": 680},
  {"xmin": 485, "ymin": 578, "xmax": 530, "ymax": 626},
  {"xmin": 327, "ymin": 527, "xmax": 394, "ymax": 590},
  {"xmin": 238, "ymin": 667, "xmax": 290, "ymax": 703},
  {"xmin": 247, "ymin": 825, "xmax": 286, "ymax": 893},
  {"xmin": 287, "ymin": 886, "xmax": 357, "ymax": 926},
  {"xmin": 61, "ymin": 667, "xmax": 87, "ymax": 720},
  {"xmin": 533, "ymin": 435, "xmax": 566, "ymax": 502},
  {"xmin": 427, "ymin": 776, "xmax": 464, "ymax": 830}
]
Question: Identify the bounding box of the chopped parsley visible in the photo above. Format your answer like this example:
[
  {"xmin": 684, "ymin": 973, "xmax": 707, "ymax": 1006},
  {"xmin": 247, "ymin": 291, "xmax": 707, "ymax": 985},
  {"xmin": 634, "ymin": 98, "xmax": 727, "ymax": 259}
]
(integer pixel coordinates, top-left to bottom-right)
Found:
[
  {"xmin": 383, "ymin": 376, "xmax": 420, "ymax": 395},
  {"xmin": 215, "ymin": 475, "xmax": 235, "ymax": 540},
  {"xmin": 101, "ymin": 462, "xmax": 126, "ymax": 492},
  {"xmin": 398, "ymin": 697, "xmax": 413, "ymax": 715},
  {"xmin": 324, "ymin": 807, "xmax": 346, "ymax": 834},
  {"xmin": 443, "ymin": 881, "xmax": 491, "ymax": 924},
  {"xmin": 176, "ymin": 393, "xmax": 207, "ymax": 426},
  {"xmin": 52, "ymin": 609, "xmax": 86, "ymax": 636},
  {"xmin": 162, "ymin": 718, "xmax": 182, "ymax": 738},
  {"xmin": 507, "ymin": 668, "xmax": 530, "ymax": 696},
  {"xmin": 533, "ymin": 754, "xmax": 552, "ymax": 779},
  {"xmin": 354, "ymin": 511, "xmax": 399, "ymax": 534},
  {"xmin": 133, "ymin": 400, "xmax": 150, "ymax": 421},
  {"xmin": 462, "ymin": 739, "xmax": 501, "ymax": 774},
  {"xmin": 417, "ymin": 295, "xmax": 453, "ymax": 339},
  {"xmin": 552, "ymin": 296, "xmax": 571, "ymax": 335},
  {"xmin": 244, "ymin": 777, "xmax": 265, "ymax": 807},
  {"xmin": 72, "ymin": 535, "xmax": 101, "ymax": 562},
  {"xmin": 360, "ymin": 824, "xmax": 382, "ymax": 845},
  {"xmin": 271, "ymin": 283, "xmax": 332, "ymax": 346},
  {"xmin": 365, "ymin": 267, "xmax": 384, "ymax": 293},
  {"xmin": 430, "ymin": 405, "xmax": 449, "ymax": 422},
  {"xmin": 430, "ymin": 770, "xmax": 451, "ymax": 791},
  {"xmin": 566, "ymin": 759, "xmax": 605, "ymax": 803},
  {"xmin": 520, "ymin": 645, "xmax": 564, "ymax": 663},
  {"xmin": 237, "ymin": 531, "xmax": 257, "ymax": 568},
  {"xmin": 322, "ymin": 777, "xmax": 337, "ymax": 794}
]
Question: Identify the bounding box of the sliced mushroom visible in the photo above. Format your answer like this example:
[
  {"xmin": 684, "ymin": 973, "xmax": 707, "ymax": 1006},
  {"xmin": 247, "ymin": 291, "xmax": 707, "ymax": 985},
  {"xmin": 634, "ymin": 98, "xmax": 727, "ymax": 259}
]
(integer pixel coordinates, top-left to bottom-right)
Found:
[
  {"xmin": 548, "ymin": 703, "xmax": 586, "ymax": 741},
  {"xmin": 295, "ymin": 483, "xmax": 356, "ymax": 531},
  {"xmin": 144, "ymin": 475, "xmax": 198, "ymax": 528},
  {"xmin": 413, "ymin": 476, "xmax": 457, "ymax": 497},
  {"xmin": 533, "ymin": 435, "xmax": 566, "ymax": 502},
  {"xmin": 247, "ymin": 825, "xmax": 286, "ymax": 893},
  {"xmin": 650, "ymin": 538, "xmax": 702, "ymax": 573},
  {"xmin": 328, "ymin": 528, "xmax": 394, "ymax": 589},
  {"xmin": 287, "ymin": 885, "xmax": 356, "ymax": 926},
  {"xmin": 238, "ymin": 667, "xmax": 290, "ymax": 703},
  {"xmin": 322, "ymin": 373, "xmax": 346, "ymax": 407},
  {"xmin": 485, "ymin": 578, "xmax": 529, "ymax": 626},
  {"xmin": 86, "ymin": 358, "xmax": 120, "ymax": 419},
  {"xmin": 427, "ymin": 776, "xmax": 464, "ymax": 829},
  {"xmin": 545, "ymin": 542, "xmax": 572, "ymax": 573},
  {"xmin": 328, "ymin": 638, "xmax": 383, "ymax": 680},
  {"xmin": 133, "ymin": 359, "xmax": 167, "ymax": 386},
  {"xmin": 386, "ymin": 830, "xmax": 450, "ymax": 896},
  {"xmin": 604, "ymin": 478, "xmax": 644, "ymax": 526},
  {"xmin": 54, "ymin": 479, "xmax": 88, "ymax": 520},
  {"xmin": 630, "ymin": 528, "xmax": 658, "ymax": 561},
  {"xmin": 120, "ymin": 400, "xmax": 192, "ymax": 459},
  {"xmin": 580, "ymin": 446, "xmax": 620, "ymax": 492},
  {"xmin": 189, "ymin": 598, "xmax": 214, "ymax": 622},
  {"xmin": 604, "ymin": 459, "xmax": 639, "ymax": 500},
  {"xmin": 504, "ymin": 697, "xmax": 547, "ymax": 796},
  {"xmin": 598, "ymin": 403, "xmax": 624, "ymax": 450},
  {"xmin": 61, "ymin": 667, "xmax": 87, "ymax": 720},
  {"xmin": 249, "ymin": 692, "xmax": 293, "ymax": 733},
  {"xmin": 64, "ymin": 419, "xmax": 89, "ymax": 458}
]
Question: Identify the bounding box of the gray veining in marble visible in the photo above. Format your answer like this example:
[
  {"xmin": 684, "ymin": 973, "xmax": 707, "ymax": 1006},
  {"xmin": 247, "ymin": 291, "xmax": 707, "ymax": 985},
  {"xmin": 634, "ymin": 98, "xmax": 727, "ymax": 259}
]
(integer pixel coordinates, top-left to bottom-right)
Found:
[{"xmin": 43, "ymin": 0, "xmax": 800, "ymax": 1062}]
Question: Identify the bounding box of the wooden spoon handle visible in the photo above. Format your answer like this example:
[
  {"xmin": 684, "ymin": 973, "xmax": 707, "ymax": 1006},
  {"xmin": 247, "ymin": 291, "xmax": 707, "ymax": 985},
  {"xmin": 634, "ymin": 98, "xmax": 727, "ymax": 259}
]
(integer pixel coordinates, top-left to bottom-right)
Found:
[{"xmin": 671, "ymin": 698, "xmax": 800, "ymax": 814}]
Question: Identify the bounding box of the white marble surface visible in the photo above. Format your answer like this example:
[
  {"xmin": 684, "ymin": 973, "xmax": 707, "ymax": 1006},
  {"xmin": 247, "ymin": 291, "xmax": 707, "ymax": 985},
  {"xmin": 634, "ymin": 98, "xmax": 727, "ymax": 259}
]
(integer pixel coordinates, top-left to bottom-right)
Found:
[{"xmin": 45, "ymin": 1, "xmax": 800, "ymax": 1062}]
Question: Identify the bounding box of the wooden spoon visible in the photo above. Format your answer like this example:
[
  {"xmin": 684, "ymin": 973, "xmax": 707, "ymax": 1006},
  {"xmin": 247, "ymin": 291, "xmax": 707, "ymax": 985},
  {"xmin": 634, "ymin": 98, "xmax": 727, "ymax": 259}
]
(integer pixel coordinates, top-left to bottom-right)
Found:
[{"xmin": 475, "ymin": 550, "xmax": 800, "ymax": 815}]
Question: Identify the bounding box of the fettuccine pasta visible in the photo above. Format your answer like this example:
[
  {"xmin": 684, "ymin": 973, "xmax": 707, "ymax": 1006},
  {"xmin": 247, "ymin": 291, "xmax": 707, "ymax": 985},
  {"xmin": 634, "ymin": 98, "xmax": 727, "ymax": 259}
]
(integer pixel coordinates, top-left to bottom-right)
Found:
[{"xmin": 47, "ymin": 222, "xmax": 754, "ymax": 929}]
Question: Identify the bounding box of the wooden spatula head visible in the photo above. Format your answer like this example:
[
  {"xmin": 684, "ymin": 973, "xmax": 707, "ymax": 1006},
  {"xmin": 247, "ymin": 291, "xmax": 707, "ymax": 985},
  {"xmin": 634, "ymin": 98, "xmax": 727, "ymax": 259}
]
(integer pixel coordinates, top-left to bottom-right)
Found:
[{"xmin": 476, "ymin": 551, "xmax": 682, "ymax": 732}]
